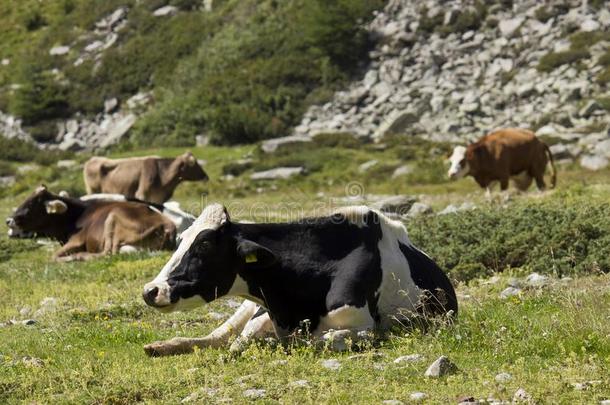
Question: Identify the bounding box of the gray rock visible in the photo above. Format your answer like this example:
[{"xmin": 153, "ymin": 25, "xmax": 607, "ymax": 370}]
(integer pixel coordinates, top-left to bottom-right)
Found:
[
  {"xmin": 100, "ymin": 114, "xmax": 136, "ymax": 148},
  {"xmin": 195, "ymin": 134, "xmax": 210, "ymax": 147},
  {"xmin": 495, "ymin": 372, "xmax": 512, "ymax": 383},
  {"xmin": 599, "ymin": 400, "xmax": 610, "ymax": 405},
  {"xmin": 153, "ymin": 5, "xmax": 178, "ymax": 17},
  {"xmin": 580, "ymin": 155, "xmax": 609, "ymax": 171},
  {"xmin": 513, "ymin": 388, "xmax": 532, "ymax": 402},
  {"xmin": 126, "ymin": 92, "xmax": 153, "ymax": 110},
  {"xmin": 500, "ymin": 287, "xmax": 521, "ymax": 299},
  {"xmin": 104, "ymin": 98, "xmax": 118, "ymax": 113},
  {"xmin": 424, "ymin": 355, "xmax": 457, "ymax": 377},
  {"xmin": 288, "ymin": 379, "xmax": 310, "ymax": 389},
  {"xmin": 321, "ymin": 358, "xmax": 341, "ymax": 371},
  {"xmin": 406, "ymin": 202, "xmax": 433, "ymax": 218},
  {"xmin": 594, "ymin": 139, "xmax": 610, "ymax": 158},
  {"xmin": 243, "ymin": 388, "xmax": 266, "ymax": 399},
  {"xmin": 549, "ymin": 144, "xmax": 572, "ymax": 160},
  {"xmin": 391, "ymin": 164, "xmax": 414, "ymax": 178},
  {"xmin": 393, "ymin": 354, "xmax": 424, "ymax": 364},
  {"xmin": 499, "ymin": 17, "xmax": 524, "ymax": 37},
  {"xmin": 250, "ymin": 167, "xmax": 304, "ymax": 180},
  {"xmin": 378, "ymin": 111, "xmax": 419, "ymax": 137},
  {"xmin": 181, "ymin": 388, "xmax": 218, "ymax": 403},
  {"xmin": 49, "ymin": 46, "xmax": 70, "ymax": 56},
  {"xmin": 0, "ymin": 176, "xmax": 15, "ymax": 188},
  {"xmin": 410, "ymin": 392, "xmax": 427, "ymax": 402},
  {"xmin": 579, "ymin": 101, "xmax": 602, "ymax": 118},
  {"xmin": 85, "ymin": 41, "xmax": 104, "ymax": 53},
  {"xmin": 58, "ymin": 138, "xmax": 86, "ymax": 151},
  {"xmin": 57, "ymin": 160, "xmax": 77, "ymax": 169},
  {"xmin": 21, "ymin": 356, "xmax": 44, "ymax": 367},
  {"xmin": 382, "ymin": 400, "xmax": 404, "ymax": 405},
  {"xmin": 358, "ymin": 160, "xmax": 378, "ymax": 173},
  {"xmin": 525, "ymin": 272, "xmax": 549, "ymax": 287},
  {"xmin": 261, "ymin": 134, "xmax": 312, "ymax": 153},
  {"xmin": 373, "ymin": 195, "xmax": 418, "ymax": 215},
  {"xmin": 581, "ymin": 19, "xmax": 600, "ymax": 32}
]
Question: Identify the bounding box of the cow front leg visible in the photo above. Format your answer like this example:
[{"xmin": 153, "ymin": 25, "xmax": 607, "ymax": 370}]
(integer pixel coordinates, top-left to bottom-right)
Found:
[
  {"xmin": 144, "ymin": 300, "xmax": 259, "ymax": 357},
  {"xmin": 229, "ymin": 310, "xmax": 275, "ymax": 354},
  {"xmin": 53, "ymin": 236, "xmax": 86, "ymax": 261}
]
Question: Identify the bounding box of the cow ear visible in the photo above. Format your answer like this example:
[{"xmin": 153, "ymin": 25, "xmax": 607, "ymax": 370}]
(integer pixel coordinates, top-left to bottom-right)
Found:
[
  {"xmin": 236, "ymin": 239, "xmax": 277, "ymax": 269},
  {"xmin": 45, "ymin": 200, "xmax": 68, "ymax": 214}
]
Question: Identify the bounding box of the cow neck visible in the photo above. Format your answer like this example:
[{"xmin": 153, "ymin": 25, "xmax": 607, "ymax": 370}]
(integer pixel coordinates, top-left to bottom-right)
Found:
[
  {"xmin": 54, "ymin": 196, "xmax": 88, "ymax": 243},
  {"xmin": 158, "ymin": 157, "xmax": 183, "ymax": 193}
]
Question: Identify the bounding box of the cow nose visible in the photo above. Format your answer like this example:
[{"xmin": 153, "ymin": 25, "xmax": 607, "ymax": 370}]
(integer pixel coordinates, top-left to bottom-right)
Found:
[{"xmin": 143, "ymin": 286, "xmax": 159, "ymax": 307}]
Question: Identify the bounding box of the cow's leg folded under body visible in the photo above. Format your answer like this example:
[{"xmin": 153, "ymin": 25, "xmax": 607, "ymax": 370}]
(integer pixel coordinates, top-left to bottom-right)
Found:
[
  {"xmin": 229, "ymin": 309, "xmax": 275, "ymax": 353},
  {"xmin": 144, "ymin": 300, "xmax": 259, "ymax": 356},
  {"xmin": 53, "ymin": 234, "xmax": 87, "ymax": 261}
]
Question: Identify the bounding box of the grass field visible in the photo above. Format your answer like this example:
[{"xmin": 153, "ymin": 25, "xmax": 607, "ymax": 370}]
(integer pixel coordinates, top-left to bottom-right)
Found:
[{"xmin": 1, "ymin": 141, "xmax": 610, "ymax": 403}]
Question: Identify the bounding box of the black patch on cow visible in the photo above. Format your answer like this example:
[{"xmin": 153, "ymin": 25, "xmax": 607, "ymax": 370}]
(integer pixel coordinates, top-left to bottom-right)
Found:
[{"xmin": 398, "ymin": 242, "xmax": 458, "ymax": 316}]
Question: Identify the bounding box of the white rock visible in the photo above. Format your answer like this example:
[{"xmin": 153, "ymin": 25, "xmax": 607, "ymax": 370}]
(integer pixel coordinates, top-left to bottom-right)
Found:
[
  {"xmin": 424, "ymin": 356, "xmax": 457, "ymax": 377},
  {"xmin": 410, "ymin": 392, "xmax": 427, "ymax": 401},
  {"xmin": 406, "ymin": 202, "xmax": 433, "ymax": 218},
  {"xmin": 394, "ymin": 354, "xmax": 424, "ymax": 364},
  {"xmin": 261, "ymin": 134, "xmax": 312, "ymax": 153},
  {"xmin": 500, "ymin": 287, "xmax": 521, "ymax": 299},
  {"xmin": 100, "ymin": 114, "xmax": 136, "ymax": 148},
  {"xmin": 243, "ymin": 389, "xmax": 266, "ymax": 399},
  {"xmin": 382, "ymin": 400, "xmax": 404, "ymax": 405},
  {"xmin": 392, "ymin": 164, "xmax": 414, "ymax": 178},
  {"xmin": 495, "ymin": 372, "xmax": 512, "ymax": 383},
  {"xmin": 513, "ymin": 388, "xmax": 532, "ymax": 402},
  {"xmin": 525, "ymin": 272, "xmax": 549, "ymax": 287},
  {"xmin": 49, "ymin": 46, "xmax": 70, "ymax": 56},
  {"xmin": 321, "ymin": 358, "xmax": 341, "ymax": 371},
  {"xmin": 85, "ymin": 41, "xmax": 104, "ymax": 53},
  {"xmin": 153, "ymin": 5, "xmax": 178, "ymax": 17},
  {"xmin": 250, "ymin": 167, "xmax": 304, "ymax": 180},
  {"xmin": 358, "ymin": 160, "xmax": 378, "ymax": 173},
  {"xmin": 581, "ymin": 19, "xmax": 600, "ymax": 32},
  {"xmin": 499, "ymin": 18, "xmax": 524, "ymax": 37},
  {"xmin": 57, "ymin": 160, "xmax": 77, "ymax": 169},
  {"xmin": 580, "ymin": 155, "xmax": 609, "ymax": 171},
  {"xmin": 288, "ymin": 379, "xmax": 310, "ymax": 388}
]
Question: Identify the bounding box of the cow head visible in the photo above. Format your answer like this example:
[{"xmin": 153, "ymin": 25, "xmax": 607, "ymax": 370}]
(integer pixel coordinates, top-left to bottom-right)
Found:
[
  {"xmin": 177, "ymin": 152, "xmax": 209, "ymax": 182},
  {"xmin": 6, "ymin": 185, "xmax": 69, "ymax": 238},
  {"xmin": 447, "ymin": 146, "xmax": 470, "ymax": 179},
  {"xmin": 142, "ymin": 204, "xmax": 275, "ymax": 312}
]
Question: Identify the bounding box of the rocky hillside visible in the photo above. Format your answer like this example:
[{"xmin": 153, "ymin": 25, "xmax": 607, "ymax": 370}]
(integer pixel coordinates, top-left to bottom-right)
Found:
[{"xmin": 1, "ymin": 0, "xmax": 609, "ymax": 169}]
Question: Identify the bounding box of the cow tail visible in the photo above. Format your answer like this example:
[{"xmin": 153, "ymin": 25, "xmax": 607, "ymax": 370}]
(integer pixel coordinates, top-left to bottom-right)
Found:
[{"xmin": 543, "ymin": 143, "xmax": 557, "ymax": 188}]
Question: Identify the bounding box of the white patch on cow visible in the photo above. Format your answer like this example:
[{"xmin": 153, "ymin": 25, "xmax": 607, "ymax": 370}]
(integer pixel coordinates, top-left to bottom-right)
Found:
[
  {"xmin": 372, "ymin": 210, "xmax": 424, "ymax": 328},
  {"xmin": 447, "ymin": 146, "xmax": 469, "ymax": 179},
  {"xmin": 145, "ymin": 203, "xmax": 229, "ymax": 308},
  {"xmin": 315, "ymin": 304, "xmax": 375, "ymax": 336},
  {"xmin": 80, "ymin": 193, "xmax": 126, "ymax": 201}
]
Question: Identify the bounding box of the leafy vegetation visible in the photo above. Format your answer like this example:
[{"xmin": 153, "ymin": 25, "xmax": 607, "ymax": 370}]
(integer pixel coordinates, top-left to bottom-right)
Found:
[{"xmin": 537, "ymin": 49, "xmax": 590, "ymax": 73}]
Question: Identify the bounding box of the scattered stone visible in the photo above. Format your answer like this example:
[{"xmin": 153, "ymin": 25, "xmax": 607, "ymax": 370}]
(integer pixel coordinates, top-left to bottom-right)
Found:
[
  {"xmin": 580, "ymin": 155, "xmax": 609, "ymax": 171},
  {"xmin": 250, "ymin": 167, "xmax": 304, "ymax": 180},
  {"xmin": 599, "ymin": 400, "xmax": 610, "ymax": 405},
  {"xmin": 57, "ymin": 160, "xmax": 77, "ymax": 169},
  {"xmin": 406, "ymin": 202, "xmax": 433, "ymax": 218},
  {"xmin": 195, "ymin": 134, "xmax": 210, "ymax": 147},
  {"xmin": 424, "ymin": 355, "xmax": 457, "ymax": 377},
  {"xmin": 100, "ymin": 113, "xmax": 136, "ymax": 148},
  {"xmin": 594, "ymin": 139, "xmax": 610, "ymax": 159},
  {"xmin": 410, "ymin": 392, "xmax": 427, "ymax": 401},
  {"xmin": 321, "ymin": 358, "xmax": 341, "ymax": 371},
  {"xmin": 22, "ymin": 356, "xmax": 44, "ymax": 367},
  {"xmin": 581, "ymin": 19, "xmax": 600, "ymax": 32},
  {"xmin": 288, "ymin": 380, "xmax": 310, "ymax": 389},
  {"xmin": 381, "ymin": 401, "xmax": 403, "ymax": 405},
  {"xmin": 243, "ymin": 388, "xmax": 266, "ymax": 399},
  {"xmin": 513, "ymin": 388, "xmax": 532, "ymax": 402},
  {"xmin": 261, "ymin": 134, "xmax": 311, "ymax": 153},
  {"xmin": 500, "ymin": 286, "xmax": 521, "ymax": 299},
  {"xmin": 393, "ymin": 354, "xmax": 424, "ymax": 364},
  {"xmin": 391, "ymin": 164, "xmax": 414, "ymax": 178},
  {"xmin": 373, "ymin": 195, "xmax": 418, "ymax": 215},
  {"xmin": 181, "ymin": 388, "xmax": 218, "ymax": 403},
  {"xmin": 525, "ymin": 272, "xmax": 549, "ymax": 287},
  {"xmin": 270, "ymin": 359, "xmax": 288, "ymax": 366},
  {"xmin": 0, "ymin": 176, "xmax": 15, "ymax": 188},
  {"xmin": 495, "ymin": 372, "xmax": 512, "ymax": 383},
  {"xmin": 104, "ymin": 98, "xmax": 118, "ymax": 113},
  {"xmin": 126, "ymin": 92, "xmax": 153, "ymax": 110},
  {"xmin": 579, "ymin": 100, "xmax": 602, "ymax": 118},
  {"xmin": 153, "ymin": 5, "xmax": 178, "ymax": 17},
  {"xmin": 49, "ymin": 46, "xmax": 70, "ymax": 56},
  {"xmin": 358, "ymin": 160, "xmax": 378, "ymax": 173}
]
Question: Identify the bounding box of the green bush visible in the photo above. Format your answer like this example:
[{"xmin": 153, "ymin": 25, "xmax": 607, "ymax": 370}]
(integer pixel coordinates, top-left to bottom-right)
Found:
[
  {"xmin": 534, "ymin": 3, "xmax": 568, "ymax": 23},
  {"xmin": 409, "ymin": 197, "xmax": 610, "ymax": 282},
  {"xmin": 597, "ymin": 67, "xmax": 610, "ymax": 85},
  {"xmin": 0, "ymin": 136, "xmax": 72, "ymax": 165},
  {"xmin": 537, "ymin": 49, "xmax": 590, "ymax": 72},
  {"xmin": 569, "ymin": 30, "xmax": 610, "ymax": 51}
]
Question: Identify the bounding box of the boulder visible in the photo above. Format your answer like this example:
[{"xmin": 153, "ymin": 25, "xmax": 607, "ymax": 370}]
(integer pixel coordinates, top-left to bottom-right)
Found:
[
  {"xmin": 498, "ymin": 17, "xmax": 524, "ymax": 37},
  {"xmin": 261, "ymin": 134, "xmax": 312, "ymax": 153},
  {"xmin": 579, "ymin": 100, "xmax": 602, "ymax": 118},
  {"xmin": 580, "ymin": 19, "xmax": 600, "ymax": 32},
  {"xmin": 593, "ymin": 139, "xmax": 610, "ymax": 158},
  {"xmin": 250, "ymin": 167, "xmax": 304, "ymax": 180},
  {"xmin": 424, "ymin": 356, "xmax": 457, "ymax": 377},
  {"xmin": 100, "ymin": 114, "xmax": 136, "ymax": 148},
  {"xmin": 153, "ymin": 5, "xmax": 178, "ymax": 17},
  {"xmin": 406, "ymin": 202, "xmax": 433, "ymax": 218},
  {"xmin": 49, "ymin": 46, "xmax": 70, "ymax": 56},
  {"xmin": 358, "ymin": 160, "xmax": 378, "ymax": 173},
  {"xmin": 104, "ymin": 98, "xmax": 118, "ymax": 114},
  {"xmin": 373, "ymin": 195, "xmax": 418, "ymax": 215},
  {"xmin": 391, "ymin": 164, "xmax": 414, "ymax": 178},
  {"xmin": 580, "ymin": 155, "xmax": 609, "ymax": 171}
]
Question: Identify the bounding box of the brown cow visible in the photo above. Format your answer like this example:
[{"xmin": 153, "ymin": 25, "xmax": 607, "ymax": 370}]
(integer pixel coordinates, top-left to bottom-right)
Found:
[
  {"xmin": 447, "ymin": 128, "xmax": 556, "ymax": 191},
  {"xmin": 6, "ymin": 186, "xmax": 176, "ymax": 261},
  {"xmin": 84, "ymin": 152, "xmax": 208, "ymax": 204}
]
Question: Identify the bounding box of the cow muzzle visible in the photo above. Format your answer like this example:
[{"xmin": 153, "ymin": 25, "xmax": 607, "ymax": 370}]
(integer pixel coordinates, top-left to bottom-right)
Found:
[{"xmin": 142, "ymin": 282, "xmax": 173, "ymax": 310}]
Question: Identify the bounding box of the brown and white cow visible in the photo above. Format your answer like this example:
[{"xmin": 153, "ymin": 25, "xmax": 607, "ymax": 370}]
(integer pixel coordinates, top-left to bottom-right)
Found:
[
  {"xmin": 83, "ymin": 152, "xmax": 208, "ymax": 204},
  {"xmin": 6, "ymin": 186, "xmax": 177, "ymax": 261},
  {"xmin": 447, "ymin": 128, "xmax": 556, "ymax": 192}
]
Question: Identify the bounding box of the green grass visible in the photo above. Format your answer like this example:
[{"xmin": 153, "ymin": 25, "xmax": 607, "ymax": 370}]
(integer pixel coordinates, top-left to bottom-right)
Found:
[{"xmin": 1, "ymin": 141, "xmax": 610, "ymax": 403}]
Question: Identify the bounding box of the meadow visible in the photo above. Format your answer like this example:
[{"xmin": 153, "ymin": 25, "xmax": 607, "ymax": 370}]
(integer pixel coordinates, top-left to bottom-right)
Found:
[{"xmin": 1, "ymin": 139, "xmax": 610, "ymax": 403}]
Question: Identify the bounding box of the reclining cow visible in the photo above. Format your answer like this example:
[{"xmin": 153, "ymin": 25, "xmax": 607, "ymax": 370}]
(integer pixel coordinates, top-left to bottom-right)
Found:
[
  {"xmin": 448, "ymin": 128, "xmax": 556, "ymax": 192},
  {"xmin": 83, "ymin": 152, "xmax": 209, "ymax": 204},
  {"xmin": 142, "ymin": 203, "xmax": 457, "ymax": 356},
  {"xmin": 6, "ymin": 186, "xmax": 177, "ymax": 261}
]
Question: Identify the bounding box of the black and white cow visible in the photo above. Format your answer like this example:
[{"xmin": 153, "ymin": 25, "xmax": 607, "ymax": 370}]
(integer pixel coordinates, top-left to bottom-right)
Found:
[{"xmin": 142, "ymin": 203, "xmax": 457, "ymax": 356}]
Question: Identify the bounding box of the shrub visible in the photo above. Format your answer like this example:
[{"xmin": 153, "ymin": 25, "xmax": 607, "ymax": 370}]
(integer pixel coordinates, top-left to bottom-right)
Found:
[
  {"xmin": 598, "ymin": 50, "xmax": 610, "ymax": 67},
  {"xmin": 537, "ymin": 49, "xmax": 590, "ymax": 72},
  {"xmin": 597, "ymin": 67, "xmax": 610, "ymax": 85},
  {"xmin": 534, "ymin": 3, "xmax": 569, "ymax": 23},
  {"xmin": 596, "ymin": 97, "xmax": 610, "ymax": 111},
  {"xmin": 409, "ymin": 197, "xmax": 610, "ymax": 282},
  {"xmin": 0, "ymin": 136, "xmax": 72, "ymax": 165},
  {"xmin": 569, "ymin": 31, "xmax": 610, "ymax": 51}
]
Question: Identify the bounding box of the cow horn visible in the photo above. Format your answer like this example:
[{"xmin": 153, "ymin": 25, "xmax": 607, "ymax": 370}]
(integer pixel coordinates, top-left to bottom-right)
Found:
[
  {"xmin": 36, "ymin": 184, "xmax": 47, "ymax": 193},
  {"xmin": 187, "ymin": 154, "xmax": 196, "ymax": 165},
  {"xmin": 45, "ymin": 200, "xmax": 68, "ymax": 214},
  {"xmin": 58, "ymin": 190, "xmax": 70, "ymax": 198}
]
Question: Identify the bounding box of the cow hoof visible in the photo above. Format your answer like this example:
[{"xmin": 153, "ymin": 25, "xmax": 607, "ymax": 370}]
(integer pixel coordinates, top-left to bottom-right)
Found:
[{"xmin": 144, "ymin": 338, "xmax": 189, "ymax": 357}]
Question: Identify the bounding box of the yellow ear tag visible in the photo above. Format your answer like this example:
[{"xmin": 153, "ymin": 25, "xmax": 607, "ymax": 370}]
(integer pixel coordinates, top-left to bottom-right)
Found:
[{"xmin": 245, "ymin": 253, "xmax": 258, "ymax": 263}]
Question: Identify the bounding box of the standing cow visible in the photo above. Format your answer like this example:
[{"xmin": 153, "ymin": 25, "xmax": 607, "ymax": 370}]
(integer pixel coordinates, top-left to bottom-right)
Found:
[
  {"xmin": 447, "ymin": 128, "xmax": 556, "ymax": 192},
  {"xmin": 142, "ymin": 203, "xmax": 457, "ymax": 356},
  {"xmin": 84, "ymin": 152, "xmax": 208, "ymax": 204}
]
